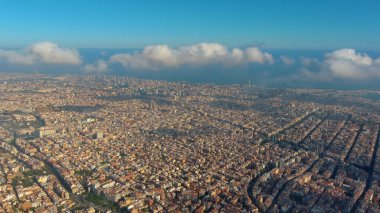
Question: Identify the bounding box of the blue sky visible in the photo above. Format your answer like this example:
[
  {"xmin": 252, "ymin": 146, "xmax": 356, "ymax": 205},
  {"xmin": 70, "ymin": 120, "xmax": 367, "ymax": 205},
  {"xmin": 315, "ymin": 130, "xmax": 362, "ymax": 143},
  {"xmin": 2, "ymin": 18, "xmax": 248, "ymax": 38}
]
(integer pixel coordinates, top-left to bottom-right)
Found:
[{"xmin": 0, "ymin": 0, "xmax": 379, "ymax": 50}]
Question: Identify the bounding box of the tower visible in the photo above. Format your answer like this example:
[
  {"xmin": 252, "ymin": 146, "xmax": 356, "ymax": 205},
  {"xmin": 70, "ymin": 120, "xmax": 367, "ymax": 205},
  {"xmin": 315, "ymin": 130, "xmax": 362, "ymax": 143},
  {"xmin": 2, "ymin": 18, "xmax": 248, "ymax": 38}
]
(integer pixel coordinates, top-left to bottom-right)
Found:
[{"xmin": 149, "ymin": 100, "xmax": 156, "ymax": 111}]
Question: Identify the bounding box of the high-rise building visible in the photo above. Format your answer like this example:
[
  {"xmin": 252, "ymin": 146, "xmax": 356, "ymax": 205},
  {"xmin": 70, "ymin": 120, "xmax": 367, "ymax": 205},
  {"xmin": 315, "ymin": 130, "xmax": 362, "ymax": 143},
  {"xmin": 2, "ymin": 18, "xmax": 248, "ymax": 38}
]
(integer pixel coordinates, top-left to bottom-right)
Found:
[{"xmin": 38, "ymin": 127, "xmax": 56, "ymax": 137}]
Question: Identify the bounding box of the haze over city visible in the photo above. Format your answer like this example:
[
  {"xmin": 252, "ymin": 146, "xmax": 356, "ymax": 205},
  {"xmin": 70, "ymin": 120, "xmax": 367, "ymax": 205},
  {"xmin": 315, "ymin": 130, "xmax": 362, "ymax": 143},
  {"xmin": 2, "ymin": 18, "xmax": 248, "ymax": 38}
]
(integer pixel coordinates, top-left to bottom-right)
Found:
[{"xmin": 0, "ymin": 1, "xmax": 380, "ymax": 213}]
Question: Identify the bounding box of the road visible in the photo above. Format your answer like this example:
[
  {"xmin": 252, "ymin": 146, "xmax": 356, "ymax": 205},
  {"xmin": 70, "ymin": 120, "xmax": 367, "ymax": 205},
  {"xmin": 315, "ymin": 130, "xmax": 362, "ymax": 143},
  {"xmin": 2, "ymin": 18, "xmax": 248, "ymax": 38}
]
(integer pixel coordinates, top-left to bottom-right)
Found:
[
  {"xmin": 351, "ymin": 125, "xmax": 380, "ymax": 213},
  {"xmin": 247, "ymin": 113, "xmax": 351, "ymax": 213}
]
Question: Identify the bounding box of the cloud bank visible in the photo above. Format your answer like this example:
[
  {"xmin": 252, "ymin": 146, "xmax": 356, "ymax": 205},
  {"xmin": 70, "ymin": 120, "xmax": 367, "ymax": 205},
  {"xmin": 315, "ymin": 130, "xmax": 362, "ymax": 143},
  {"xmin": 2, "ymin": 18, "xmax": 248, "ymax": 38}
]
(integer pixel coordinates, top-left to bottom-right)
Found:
[
  {"xmin": 110, "ymin": 43, "xmax": 274, "ymax": 70},
  {"xmin": 301, "ymin": 49, "xmax": 380, "ymax": 81},
  {"xmin": 0, "ymin": 42, "xmax": 81, "ymax": 65},
  {"xmin": 1, "ymin": 41, "xmax": 380, "ymax": 88},
  {"xmin": 0, "ymin": 49, "xmax": 35, "ymax": 65},
  {"xmin": 324, "ymin": 49, "xmax": 380, "ymax": 79}
]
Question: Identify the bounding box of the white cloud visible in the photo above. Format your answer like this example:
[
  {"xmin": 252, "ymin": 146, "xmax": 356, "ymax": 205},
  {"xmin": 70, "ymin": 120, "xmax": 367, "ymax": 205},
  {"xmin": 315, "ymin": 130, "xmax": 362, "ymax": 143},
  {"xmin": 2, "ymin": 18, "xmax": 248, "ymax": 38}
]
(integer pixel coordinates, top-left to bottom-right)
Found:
[
  {"xmin": 0, "ymin": 50, "xmax": 35, "ymax": 65},
  {"xmin": 28, "ymin": 42, "xmax": 81, "ymax": 64},
  {"xmin": 324, "ymin": 49, "xmax": 380, "ymax": 79},
  {"xmin": 178, "ymin": 43, "xmax": 229, "ymax": 65},
  {"xmin": 326, "ymin": 49, "xmax": 372, "ymax": 66},
  {"xmin": 229, "ymin": 48, "xmax": 244, "ymax": 64},
  {"xmin": 110, "ymin": 43, "xmax": 274, "ymax": 70},
  {"xmin": 280, "ymin": 56, "xmax": 294, "ymax": 65},
  {"xmin": 299, "ymin": 49, "xmax": 380, "ymax": 81},
  {"xmin": 83, "ymin": 60, "xmax": 108, "ymax": 73},
  {"xmin": 0, "ymin": 42, "xmax": 81, "ymax": 65},
  {"xmin": 245, "ymin": 47, "xmax": 274, "ymax": 64}
]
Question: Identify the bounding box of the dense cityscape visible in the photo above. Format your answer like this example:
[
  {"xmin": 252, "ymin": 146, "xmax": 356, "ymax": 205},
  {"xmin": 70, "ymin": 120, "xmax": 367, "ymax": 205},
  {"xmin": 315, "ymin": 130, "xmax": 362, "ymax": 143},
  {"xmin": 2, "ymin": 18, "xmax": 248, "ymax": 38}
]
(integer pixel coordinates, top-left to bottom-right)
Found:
[
  {"xmin": 1, "ymin": 0, "xmax": 380, "ymax": 212},
  {"xmin": 0, "ymin": 73, "xmax": 379, "ymax": 212}
]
